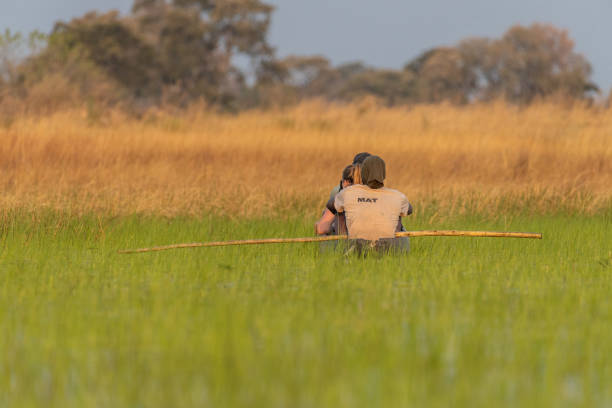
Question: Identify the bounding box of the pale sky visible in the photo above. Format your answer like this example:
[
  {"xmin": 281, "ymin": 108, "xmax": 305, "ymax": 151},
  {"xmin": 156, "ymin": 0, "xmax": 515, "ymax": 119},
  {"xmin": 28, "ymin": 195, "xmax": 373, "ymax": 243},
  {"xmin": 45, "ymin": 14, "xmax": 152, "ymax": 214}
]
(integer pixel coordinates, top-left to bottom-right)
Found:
[{"xmin": 2, "ymin": 0, "xmax": 611, "ymax": 92}]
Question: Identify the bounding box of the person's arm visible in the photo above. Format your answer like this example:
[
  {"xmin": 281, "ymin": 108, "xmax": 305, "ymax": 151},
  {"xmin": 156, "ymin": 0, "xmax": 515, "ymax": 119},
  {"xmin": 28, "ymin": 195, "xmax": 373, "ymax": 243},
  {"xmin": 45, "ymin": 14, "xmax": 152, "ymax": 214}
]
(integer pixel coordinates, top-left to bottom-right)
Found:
[
  {"xmin": 329, "ymin": 185, "xmax": 341, "ymax": 201},
  {"xmin": 315, "ymin": 209, "xmax": 336, "ymax": 235},
  {"xmin": 396, "ymin": 195, "xmax": 411, "ymax": 232},
  {"xmin": 334, "ymin": 190, "xmax": 345, "ymax": 214},
  {"xmin": 314, "ymin": 195, "xmax": 340, "ymax": 235},
  {"xmin": 334, "ymin": 191, "xmax": 347, "ymax": 235},
  {"xmin": 400, "ymin": 194, "xmax": 413, "ymax": 216},
  {"xmin": 396, "ymin": 217, "xmax": 406, "ymax": 232}
]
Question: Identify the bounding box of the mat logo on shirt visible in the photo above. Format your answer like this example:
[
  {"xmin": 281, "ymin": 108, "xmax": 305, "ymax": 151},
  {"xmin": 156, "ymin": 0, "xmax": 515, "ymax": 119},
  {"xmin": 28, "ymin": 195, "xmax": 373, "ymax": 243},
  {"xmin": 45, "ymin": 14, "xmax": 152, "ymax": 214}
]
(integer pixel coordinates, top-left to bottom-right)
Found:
[{"xmin": 357, "ymin": 197, "xmax": 378, "ymax": 203}]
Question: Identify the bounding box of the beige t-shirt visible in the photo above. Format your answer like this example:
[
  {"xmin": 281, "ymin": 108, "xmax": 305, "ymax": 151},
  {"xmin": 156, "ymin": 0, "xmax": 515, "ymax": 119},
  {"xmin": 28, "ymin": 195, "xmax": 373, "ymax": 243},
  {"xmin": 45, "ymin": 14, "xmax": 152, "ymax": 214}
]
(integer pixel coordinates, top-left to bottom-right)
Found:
[{"xmin": 334, "ymin": 184, "xmax": 411, "ymax": 241}]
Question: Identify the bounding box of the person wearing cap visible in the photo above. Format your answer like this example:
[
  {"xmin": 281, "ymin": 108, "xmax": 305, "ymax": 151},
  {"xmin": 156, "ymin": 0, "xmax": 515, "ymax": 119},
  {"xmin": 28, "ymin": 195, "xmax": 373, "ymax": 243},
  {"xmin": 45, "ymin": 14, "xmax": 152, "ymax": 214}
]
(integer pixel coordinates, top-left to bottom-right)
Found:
[{"xmin": 334, "ymin": 155, "xmax": 412, "ymax": 252}]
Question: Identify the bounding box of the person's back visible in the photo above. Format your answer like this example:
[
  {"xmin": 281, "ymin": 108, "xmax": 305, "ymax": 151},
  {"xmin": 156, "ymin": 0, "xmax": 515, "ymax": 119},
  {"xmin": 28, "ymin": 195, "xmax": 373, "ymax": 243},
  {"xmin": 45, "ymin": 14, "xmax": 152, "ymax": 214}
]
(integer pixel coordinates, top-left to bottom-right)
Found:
[{"xmin": 335, "ymin": 184, "xmax": 410, "ymax": 241}]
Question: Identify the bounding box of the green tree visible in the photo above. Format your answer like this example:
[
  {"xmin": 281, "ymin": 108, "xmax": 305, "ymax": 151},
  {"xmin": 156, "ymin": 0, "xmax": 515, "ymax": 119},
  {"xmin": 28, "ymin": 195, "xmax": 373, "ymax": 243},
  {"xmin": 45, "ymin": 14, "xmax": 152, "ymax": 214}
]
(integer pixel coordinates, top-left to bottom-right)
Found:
[
  {"xmin": 133, "ymin": 0, "xmax": 275, "ymax": 107},
  {"xmin": 0, "ymin": 30, "xmax": 46, "ymax": 85},
  {"xmin": 457, "ymin": 37, "xmax": 499, "ymax": 101},
  {"xmin": 252, "ymin": 57, "xmax": 374, "ymax": 105},
  {"xmin": 406, "ymin": 47, "xmax": 476, "ymax": 104},
  {"xmin": 411, "ymin": 24, "xmax": 598, "ymax": 104},
  {"xmin": 496, "ymin": 24, "xmax": 597, "ymax": 102},
  {"xmin": 337, "ymin": 69, "xmax": 416, "ymax": 105},
  {"xmin": 15, "ymin": 0, "xmax": 275, "ymax": 109},
  {"xmin": 52, "ymin": 11, "xmax": 161, "ymax": 99},
  {"xmin": 0, "ymin": 30, "xmax": 23, "ymax": 85}
]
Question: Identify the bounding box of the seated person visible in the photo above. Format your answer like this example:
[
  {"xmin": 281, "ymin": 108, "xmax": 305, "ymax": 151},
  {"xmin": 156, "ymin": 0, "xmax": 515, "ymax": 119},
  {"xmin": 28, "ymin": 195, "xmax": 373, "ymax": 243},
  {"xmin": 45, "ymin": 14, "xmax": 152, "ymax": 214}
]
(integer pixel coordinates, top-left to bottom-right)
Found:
[
  {"xmin": 315, "ymin": 164, "xmax": 358, "ymax": 235},
  {"xmin": 317, "ymin": 152, "xmax": 371, "ymax": 236},
  {"xmin": 323, "ymin": 151, "xmax": 406, "ymax": 234},
  {"xmin": 334, "ymin": 155, "xmax": 412, "ymax": 252}
]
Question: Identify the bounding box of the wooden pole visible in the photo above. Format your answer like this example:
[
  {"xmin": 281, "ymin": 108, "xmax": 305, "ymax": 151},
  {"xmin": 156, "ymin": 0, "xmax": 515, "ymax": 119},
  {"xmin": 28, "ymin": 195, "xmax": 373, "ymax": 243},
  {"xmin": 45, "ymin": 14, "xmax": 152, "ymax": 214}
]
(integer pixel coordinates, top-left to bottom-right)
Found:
[
  {"xmin": 118, "ymin": 230, "xmax": 542, "ymax": 254},
  {"xmin": 396, "ymin": 230, "xmax": 542, "ymax": 239}
]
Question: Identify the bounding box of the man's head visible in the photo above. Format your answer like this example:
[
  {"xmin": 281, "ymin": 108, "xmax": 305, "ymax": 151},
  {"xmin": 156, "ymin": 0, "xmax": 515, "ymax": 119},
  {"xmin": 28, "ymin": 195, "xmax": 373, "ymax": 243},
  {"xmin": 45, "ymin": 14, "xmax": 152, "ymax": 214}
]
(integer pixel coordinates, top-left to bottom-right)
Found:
[
  {"xmin": 352, "ymin": 152, "xmax": 371, "ymax": 165},
  {"xmin": 361, "ymin": 156, "xmax": 386, "ymax": 189}
]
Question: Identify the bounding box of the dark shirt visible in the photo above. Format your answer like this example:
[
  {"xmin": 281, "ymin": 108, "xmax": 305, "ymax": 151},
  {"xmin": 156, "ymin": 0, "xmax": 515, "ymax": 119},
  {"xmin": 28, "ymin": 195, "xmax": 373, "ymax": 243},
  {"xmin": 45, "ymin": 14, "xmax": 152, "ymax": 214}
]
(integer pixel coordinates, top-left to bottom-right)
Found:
[{"xmin": 326, "ymin": 196, "xmax": 338, "ymax": 215}]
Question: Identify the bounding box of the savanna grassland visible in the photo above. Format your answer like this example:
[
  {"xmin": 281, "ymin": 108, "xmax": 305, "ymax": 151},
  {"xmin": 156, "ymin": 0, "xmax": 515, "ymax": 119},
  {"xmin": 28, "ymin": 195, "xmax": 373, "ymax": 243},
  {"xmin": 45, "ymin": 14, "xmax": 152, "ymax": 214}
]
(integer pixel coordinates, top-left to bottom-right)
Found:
[
  {"xmin": 2, "ymin": 101, "xmax": 611, "ymax": 216},
  {"xmin": 1, "ymin": 102, "xmax": 612, "ymax": 407}
]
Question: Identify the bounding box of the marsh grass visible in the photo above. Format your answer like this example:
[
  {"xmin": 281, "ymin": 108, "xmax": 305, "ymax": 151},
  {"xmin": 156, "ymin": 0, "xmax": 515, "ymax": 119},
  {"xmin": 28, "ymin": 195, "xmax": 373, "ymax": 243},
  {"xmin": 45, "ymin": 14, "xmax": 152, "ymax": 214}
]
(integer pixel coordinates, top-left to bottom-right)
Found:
[
  {"xmin": 1, "ymin": 210, "xmax": 611, "ymax": 407},
  {"xmin": 1, "ymin": 102, "xmax": 612, "ymax": 406}
]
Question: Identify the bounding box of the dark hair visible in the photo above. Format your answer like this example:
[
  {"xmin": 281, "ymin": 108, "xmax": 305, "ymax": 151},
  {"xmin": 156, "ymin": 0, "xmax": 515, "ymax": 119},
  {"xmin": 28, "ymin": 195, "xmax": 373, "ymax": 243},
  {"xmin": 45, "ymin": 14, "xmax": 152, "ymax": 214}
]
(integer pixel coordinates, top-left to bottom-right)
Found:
[
  {"xmin": 352, "ymin": 152, "xmax": 371, "ymax": 165},
  {"xmin": 342, "ymin": 165, "xmax": 356, "ymax": 184},
  {"xmin": 339, "ymin": 164, "xmax": 360, "ymax": 191}
]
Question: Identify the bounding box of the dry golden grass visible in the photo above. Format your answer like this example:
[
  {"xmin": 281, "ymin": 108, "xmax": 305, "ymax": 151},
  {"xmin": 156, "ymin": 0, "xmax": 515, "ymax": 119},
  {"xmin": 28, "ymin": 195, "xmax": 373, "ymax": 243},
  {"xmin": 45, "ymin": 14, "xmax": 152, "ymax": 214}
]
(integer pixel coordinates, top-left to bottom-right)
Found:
[{"xmin": 1, "ymin": 100, "xmax": 611, "ymax": 217}]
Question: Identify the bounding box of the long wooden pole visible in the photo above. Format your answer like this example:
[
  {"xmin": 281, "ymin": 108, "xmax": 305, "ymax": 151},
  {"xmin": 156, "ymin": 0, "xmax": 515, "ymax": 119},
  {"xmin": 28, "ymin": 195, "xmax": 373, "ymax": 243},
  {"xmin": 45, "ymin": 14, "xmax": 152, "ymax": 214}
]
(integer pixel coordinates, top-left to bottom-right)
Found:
[{"xmin": 118, "ymin": 230, "xmax": 542, "ymax": 254}]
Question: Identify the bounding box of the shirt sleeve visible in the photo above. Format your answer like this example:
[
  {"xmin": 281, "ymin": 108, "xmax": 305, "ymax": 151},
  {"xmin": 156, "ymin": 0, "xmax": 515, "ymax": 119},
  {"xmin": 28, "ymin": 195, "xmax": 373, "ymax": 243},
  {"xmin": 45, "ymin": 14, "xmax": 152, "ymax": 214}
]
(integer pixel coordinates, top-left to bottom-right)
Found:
[
  {"xmin": 400, "ymin": 194, "xmax": 412, "ymax": 216},
  {"xmin": 334, "ymin": 190, "xmax": 345, "ymax": 213},
  {"xmin": 329, "ymin": 185, "xmax": 341, "ymax": 201},
  {"xmin": 326, "ymin": 196, "xmax": 337, "ymax": 215}
]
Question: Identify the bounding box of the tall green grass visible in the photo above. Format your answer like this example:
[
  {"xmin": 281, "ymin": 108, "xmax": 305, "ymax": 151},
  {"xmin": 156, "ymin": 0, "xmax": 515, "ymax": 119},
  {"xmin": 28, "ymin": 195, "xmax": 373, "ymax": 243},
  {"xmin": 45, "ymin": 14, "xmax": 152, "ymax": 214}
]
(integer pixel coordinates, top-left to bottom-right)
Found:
[{"xmin": 1, "ymin": 211, "xmax": 611, "ymax": 407}]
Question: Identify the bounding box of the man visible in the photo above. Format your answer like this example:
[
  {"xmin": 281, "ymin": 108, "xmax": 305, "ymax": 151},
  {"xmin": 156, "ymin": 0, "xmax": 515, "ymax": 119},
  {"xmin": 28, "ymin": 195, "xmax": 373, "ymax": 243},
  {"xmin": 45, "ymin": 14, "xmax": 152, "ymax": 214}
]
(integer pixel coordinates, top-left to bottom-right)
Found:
[{"xmin": 334, "ymin": 155, "xmax": 412, "ymax": 252}]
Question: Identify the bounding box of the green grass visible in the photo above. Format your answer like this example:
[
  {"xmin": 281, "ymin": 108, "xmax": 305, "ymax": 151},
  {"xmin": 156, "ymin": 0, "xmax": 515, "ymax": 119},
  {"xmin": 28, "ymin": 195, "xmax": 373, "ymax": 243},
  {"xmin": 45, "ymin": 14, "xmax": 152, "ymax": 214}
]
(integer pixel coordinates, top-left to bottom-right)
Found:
[{"xmin": 1, "ymin": 210, "xmax": 611, "ymax": 407}]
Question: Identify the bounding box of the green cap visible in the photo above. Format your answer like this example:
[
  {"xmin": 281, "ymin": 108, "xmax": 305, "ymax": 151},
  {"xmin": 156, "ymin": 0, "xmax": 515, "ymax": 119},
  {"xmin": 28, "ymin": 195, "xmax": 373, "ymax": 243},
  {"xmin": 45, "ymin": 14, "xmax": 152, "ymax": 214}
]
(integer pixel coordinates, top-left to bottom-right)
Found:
[{"xmin": 361, "ymin": 156, "xmax": 385, "ymax": 189}]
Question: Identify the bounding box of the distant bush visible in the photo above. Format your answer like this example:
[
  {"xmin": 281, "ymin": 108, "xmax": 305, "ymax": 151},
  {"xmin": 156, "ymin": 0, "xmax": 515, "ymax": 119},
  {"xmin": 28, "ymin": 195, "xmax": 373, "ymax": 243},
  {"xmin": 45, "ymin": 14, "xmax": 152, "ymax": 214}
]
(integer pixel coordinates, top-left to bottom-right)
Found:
[{"xmin": 261, "ymin": 24, "xmax": 598, "ymax": 106}]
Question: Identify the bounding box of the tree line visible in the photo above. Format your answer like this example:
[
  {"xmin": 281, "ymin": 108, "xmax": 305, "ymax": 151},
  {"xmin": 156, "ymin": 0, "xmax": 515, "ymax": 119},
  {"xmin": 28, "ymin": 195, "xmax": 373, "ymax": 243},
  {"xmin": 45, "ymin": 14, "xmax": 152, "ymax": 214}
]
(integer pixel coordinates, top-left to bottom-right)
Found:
[{"xmin": 0, "ymin": 0, "xmax": 604, "ymax": 113}]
